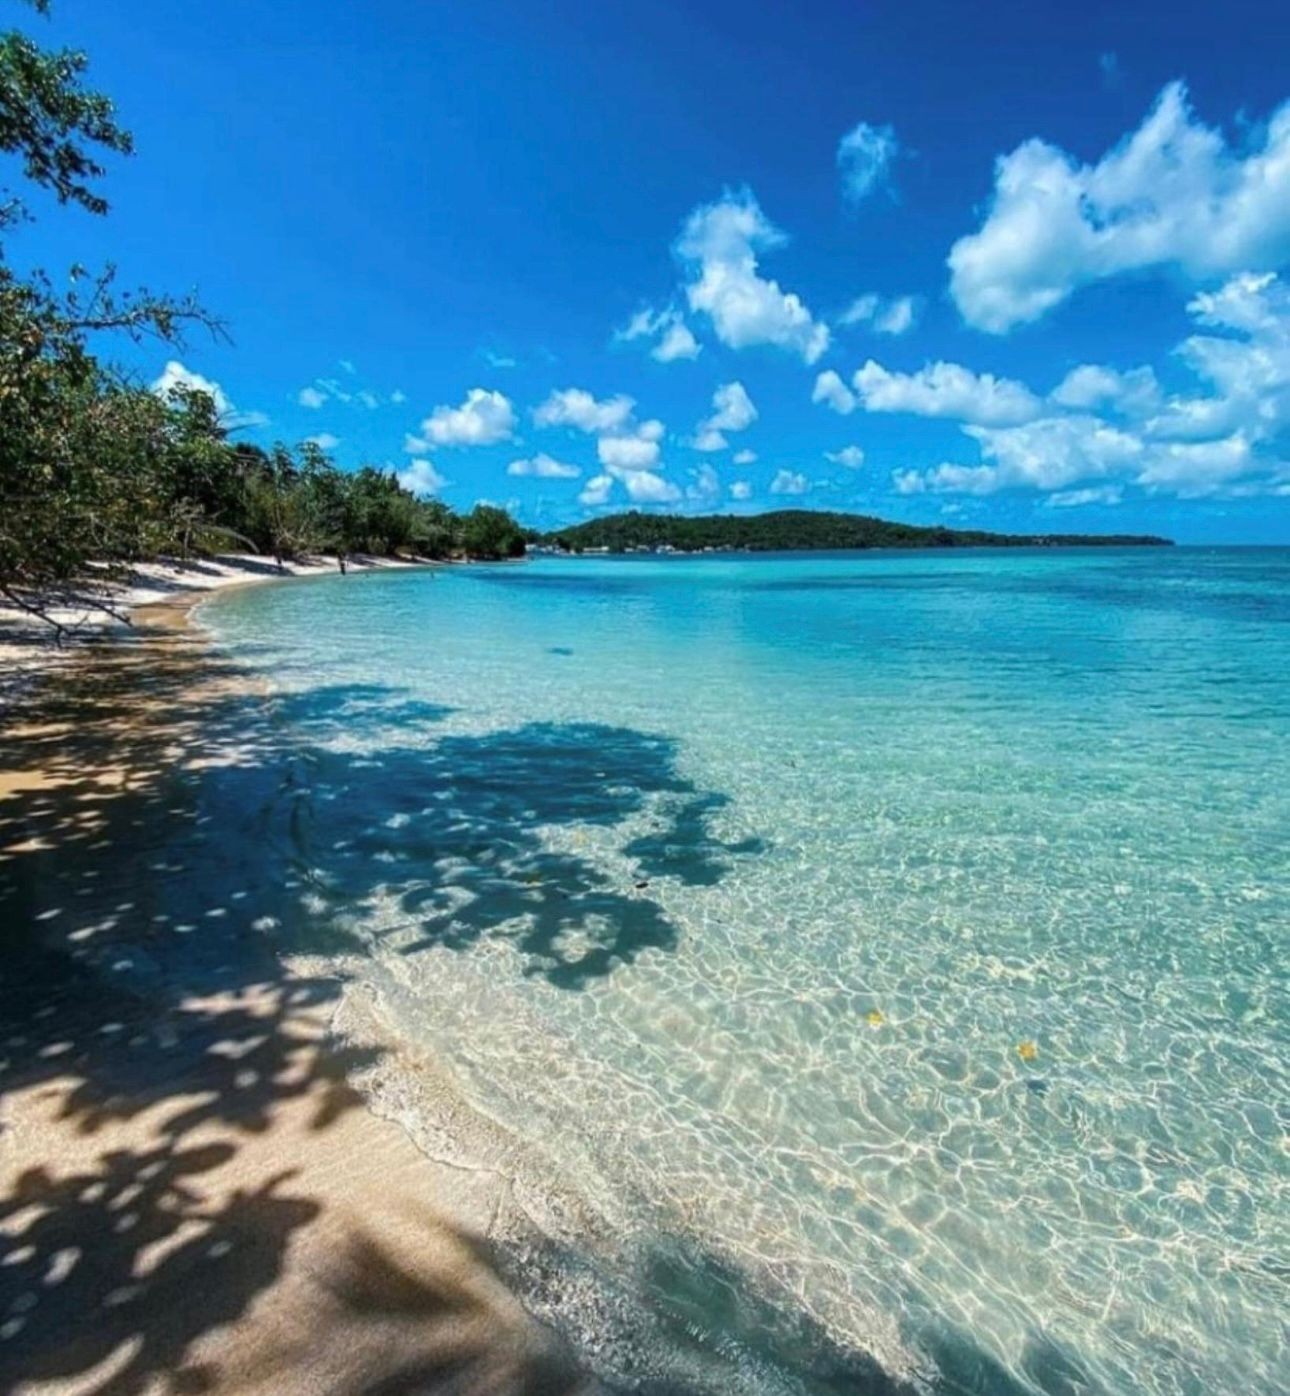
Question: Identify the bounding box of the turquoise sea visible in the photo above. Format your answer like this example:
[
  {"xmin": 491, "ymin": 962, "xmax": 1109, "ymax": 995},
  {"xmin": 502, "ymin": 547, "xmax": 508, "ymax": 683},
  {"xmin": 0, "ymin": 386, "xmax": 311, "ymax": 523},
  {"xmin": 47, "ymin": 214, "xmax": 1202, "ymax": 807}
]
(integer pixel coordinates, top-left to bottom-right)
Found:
[{"xmin": 202, "ymin": 547, "xmax": 1289, "ymax": 1396}]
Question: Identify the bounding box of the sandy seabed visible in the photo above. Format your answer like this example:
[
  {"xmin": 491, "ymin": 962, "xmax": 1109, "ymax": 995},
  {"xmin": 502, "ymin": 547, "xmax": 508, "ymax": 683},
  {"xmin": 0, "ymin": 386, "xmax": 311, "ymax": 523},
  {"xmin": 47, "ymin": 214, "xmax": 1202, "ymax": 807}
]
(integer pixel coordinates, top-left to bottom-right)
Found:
[{"xmin": 0, "ymin": 558, "xmax": 593, "ymax": 1395}]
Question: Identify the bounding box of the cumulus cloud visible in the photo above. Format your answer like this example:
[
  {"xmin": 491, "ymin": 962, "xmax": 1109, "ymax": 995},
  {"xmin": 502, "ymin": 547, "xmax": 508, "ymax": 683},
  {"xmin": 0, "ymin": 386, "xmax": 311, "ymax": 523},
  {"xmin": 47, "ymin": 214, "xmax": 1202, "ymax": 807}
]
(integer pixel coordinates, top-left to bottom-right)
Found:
[
  {"xmin": 676, "ymin": 189, "xmax": 829, "ymax": 363},
  {"xmin": 826, "ymin": 445, "xmax": 865, "ymax": 469},
  {"xmin": 694, "ymin": 380, "xmax": 757, "ymax": 451},
  {"xmin": 812, "ymin": 369, "xmax": 857, "ymax": 415},
  {"xmin": 1050, "ymin": 364, "xmax": 1161, "ymax": 415},
  {"xmin": 617, "ymin": 305, "xmax": 702, "ymax": 362},
  {"xmin": 621, "ymin": 470, "xmax": 681, "ymax": 503},
  {"xmin": 852, "ymin": 360, "xmax": 1041, "ymax": 425},
  {"xmin": 305, "ymin": 432, "xmax": 340, "ymax": 450},
  {"xmin": 729, "ymin": 479, "xmax": 753, "ymax": 501},
  {"xmin": 536, "ymin": 388, "xmax": 679, "ymax": 495},
  {"xmin": 840, "ymin": 293, "xmax": 918, "ymax": 335},
  {"xmin": 1146, "ymin": 272, "xmax": 1290, "ymax": 443},
  {"xmin": 891, "ymin": 273, "xmax": 1290, "ymax": 500},
  {"xmin": 950, "ymin": 83, "xmax": 1290, "ymax": 332},
  {"xmin": 152, "ymin": 360, "xmax": 268, "ymax": 429},
  {"xmin": 732, "ymin": 448, "xmax": 757, "ymax": 465},
  {"xmin": 1134, "ymin": 435, "xmax": 1256, "ymax": 496},
  {"xmin": 578, "ymin": 473, "xmax": 614, "ymax": 506},
  {"xmin": 837, "ymin": 122, "xmax": 898, "ymax": 203},
  {"xmin": 534, "ymin": 388, "xmax": 635, "ymax": 434},
  {"xmin": 686, "ymin": 462, "xmax": 721, "ymax": 504},
  {"xmin": 770, "ymin": 468, "xmax": 810, "ymax": 495},
  {"xmin": 506, "ymin": 453, "xmax": 581, "ymax": 478},
  {"xmin": 420, "ymin": 388, "xmax": 516, "ymax": 446},
  {"xmin": 397, "ymin": 458, "xmax": 447, "ymax": 496},
  {"xmin": 298, "ymin": 385, "xmax": 326, "ymax": 409},
  {"xmin": 597, "ymin": 425, "xmax": 663, "ymax": 472},
  {"xmin": 154, "ymin": 360, "xmax": 230, "ymax": 415}
]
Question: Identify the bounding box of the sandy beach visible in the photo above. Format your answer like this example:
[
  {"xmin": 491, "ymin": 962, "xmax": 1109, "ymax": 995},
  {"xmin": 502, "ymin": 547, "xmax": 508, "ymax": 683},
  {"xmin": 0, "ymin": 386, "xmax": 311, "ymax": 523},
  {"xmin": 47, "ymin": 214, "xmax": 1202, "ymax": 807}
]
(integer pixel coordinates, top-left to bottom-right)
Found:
[{"xmin": 0, "ymin": 559, "xmax": 592, "ymax": 1395}]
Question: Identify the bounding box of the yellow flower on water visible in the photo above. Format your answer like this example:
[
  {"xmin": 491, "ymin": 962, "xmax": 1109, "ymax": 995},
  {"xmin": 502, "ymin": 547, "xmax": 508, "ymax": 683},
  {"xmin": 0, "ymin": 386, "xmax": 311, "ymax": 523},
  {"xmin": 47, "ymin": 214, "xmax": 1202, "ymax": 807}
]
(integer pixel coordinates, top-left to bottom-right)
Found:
[
  {"xmin": 1016, "ymin": 1040, "xmax": 1039, "ymax": 1062},
  {"xmin": 865, "ymin": 1009, "xmax": 885, "ymax": 1029}
]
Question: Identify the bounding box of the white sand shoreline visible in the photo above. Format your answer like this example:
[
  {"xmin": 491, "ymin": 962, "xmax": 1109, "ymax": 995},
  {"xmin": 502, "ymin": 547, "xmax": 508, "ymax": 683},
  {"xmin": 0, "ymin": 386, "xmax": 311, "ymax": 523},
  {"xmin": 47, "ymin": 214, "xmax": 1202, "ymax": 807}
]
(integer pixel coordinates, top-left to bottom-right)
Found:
[
  {"xmin": 0, "ymin": 555, "xmax": 614, "ymax": 1394},
  {"xmin": 0, "ymin": 553, "xmax": 436, "ymax": 713}
]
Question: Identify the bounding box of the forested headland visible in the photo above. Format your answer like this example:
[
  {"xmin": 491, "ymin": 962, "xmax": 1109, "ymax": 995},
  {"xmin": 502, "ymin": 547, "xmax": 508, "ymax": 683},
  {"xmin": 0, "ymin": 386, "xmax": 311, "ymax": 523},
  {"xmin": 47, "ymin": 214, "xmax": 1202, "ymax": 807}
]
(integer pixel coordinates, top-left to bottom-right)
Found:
[
  {"xmin": 540, "ymin": 509, "xmax": 1173, "ymax": 553},
  {"xmin": 0, "ymin": 1, "xmax": 525, "ymax": 630}
]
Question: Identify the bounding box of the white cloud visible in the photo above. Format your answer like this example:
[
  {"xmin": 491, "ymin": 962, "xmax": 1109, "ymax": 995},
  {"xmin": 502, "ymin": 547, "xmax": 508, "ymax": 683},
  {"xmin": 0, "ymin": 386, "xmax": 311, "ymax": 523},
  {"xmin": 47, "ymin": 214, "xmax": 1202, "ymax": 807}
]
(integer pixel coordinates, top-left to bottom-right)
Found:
[
  {"xmin": 826, "ymin": 445, "xmax": 865, "ymax": 469},
  {"xmin": 1051, "ymin": 364, "xmax": 1161, "ymax": 415},
  {"xmin": 732, "ymin": 448, "xmax": 757, "ymax": 465},
  {"xmin": 1048, "ymin": 485, "xmax": 1124, "ymax": 507},
  {"xmin": 621, "ymin": 470, "xmax": 681, "ymax": 503},
  {"xmin": 578, "ymin": 473, "xmax": 614, "ymax": 506},
  {"xmin": 298, "ymin": 373, "xmax": 400, "ymax": 413},
  {"xmin": 617, "ymin": 305, "xmax": 702, "ymax": 362},
  {"xmin": 837, "ymin": 122, "xmax": 898, "ymax": 203},
  {"xmin": 397, "ymin": 458, "xmax": 447, "ymax": 497},
  {"xmin": 482, "ymin": 349, "xmax": 518, "ymax": 369},
  {"xmin": 598, "ymin": 428, "xmax": 662, "ymax": 471},
  {"xmin": 676, "ymin": 189, "xmax": 829, "ymax": 363},
  {"xmin": 420, "ymin": 388, "xmax": 515, "ymax": 446},
  {"xmin": 1146, "ymin": 272, "xmax": 1290, "ymax": 444},
  {"xmin": 770, "ymin": 468, "xmax": 810, "ymax": 495},
  {"xmin": 654, "ymin": 318, "xmax": 702, "ymax": 363},
  {"xmin": 506, "ymin": 453, "xmax": 581, "ymax": 479},
  {"xmin": 840, "ymin": 293, "xmax": 917, "ymax": 335},
  {"xmin": 693, "ymin": 429, "xmax": 728, "ymax": 452},
  {"xmin": 729, "ymin": 480, "xmax": 753, "ymax": 501},
  {"xmin": 686, "ymin": 462, "xmax": 721, "ymax": 504},
  {"xmin": 534, "ymin": 388, "xmax": 635, "ymax": 434},
  {"xmin": 152, "ymin": 360, "xmax": 268, "ymax": 429},
  {"xmin": 153, "ymin": 360, "xmax": 230, "ymax": 416},
  {"xmin": 403, "ymin": 432, "xmax": 429, "ymax": 454},
  {"xmin": 706, "ymin": 381, "xmax": 757, "ymax": 431},
  {"xmin": 812, "ymin": 369, "xmax": 857, "ymax": 414},
  {"xmin": 950, "ymin": 83, "xmax": 1290, "ymax": 332},
  {"xmin": 853, "ymin": 359, "xmax": 1041, "ymax": 425},
  {"xmin": 305, "ymin": 432, "xmax": 340, "ymax": 450},
  {"xmin": 1134, "ymin": 434, "xmax": 1255, "ymax": 496},
  {"xmin": 694, "ymin": 380, "xmax": 757, "ymax": 451},
  {"xmin": 899, "ymin": 415, "xmax": 1143, "ymax": 496}
]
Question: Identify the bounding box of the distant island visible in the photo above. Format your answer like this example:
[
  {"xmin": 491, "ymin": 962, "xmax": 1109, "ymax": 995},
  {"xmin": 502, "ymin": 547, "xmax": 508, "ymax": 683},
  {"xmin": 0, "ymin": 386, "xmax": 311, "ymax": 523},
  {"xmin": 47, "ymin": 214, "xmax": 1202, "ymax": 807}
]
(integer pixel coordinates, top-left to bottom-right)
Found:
[{"xmin": 537, "ymin": 509, "xmax": 1173, "ymax": 554}]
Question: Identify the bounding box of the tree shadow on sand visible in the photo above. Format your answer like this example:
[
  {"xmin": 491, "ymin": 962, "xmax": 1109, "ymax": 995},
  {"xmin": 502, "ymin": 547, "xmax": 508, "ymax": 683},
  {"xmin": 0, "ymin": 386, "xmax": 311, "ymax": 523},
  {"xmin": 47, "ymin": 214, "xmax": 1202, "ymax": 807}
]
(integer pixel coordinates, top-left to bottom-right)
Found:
[{"xmin": 0, "ymin": 623, "xmax": 596, "ymax": 1394}]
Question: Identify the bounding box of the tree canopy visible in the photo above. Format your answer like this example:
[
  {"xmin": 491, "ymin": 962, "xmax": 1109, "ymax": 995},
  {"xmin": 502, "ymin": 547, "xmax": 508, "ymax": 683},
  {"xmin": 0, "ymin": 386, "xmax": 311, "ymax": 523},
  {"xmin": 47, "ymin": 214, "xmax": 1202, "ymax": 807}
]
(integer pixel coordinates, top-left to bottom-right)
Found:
[
  {"xmin": 541, "ymin": 509, "xmax": 1172, "ymax": 554},
  {"xmin": 0, "ymin": 2, "xmax": 524, "ymax": 631}
]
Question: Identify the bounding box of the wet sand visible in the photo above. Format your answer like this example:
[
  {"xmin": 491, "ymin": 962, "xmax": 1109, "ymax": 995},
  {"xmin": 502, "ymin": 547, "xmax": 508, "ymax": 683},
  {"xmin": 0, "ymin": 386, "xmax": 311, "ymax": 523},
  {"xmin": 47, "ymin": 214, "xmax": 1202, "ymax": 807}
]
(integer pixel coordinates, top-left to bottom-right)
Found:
[{"xmin": 0, "ymin": 576, "xmax": 591, "ymax": 1394}]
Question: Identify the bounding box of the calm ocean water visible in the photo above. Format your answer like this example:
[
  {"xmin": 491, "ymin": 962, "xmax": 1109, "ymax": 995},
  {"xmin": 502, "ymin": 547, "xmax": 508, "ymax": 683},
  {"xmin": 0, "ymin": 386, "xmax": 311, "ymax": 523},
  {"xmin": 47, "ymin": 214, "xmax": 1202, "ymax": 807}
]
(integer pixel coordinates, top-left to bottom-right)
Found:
[{"xmin": 203, "ymin": 547, "xmax": 1289, "ymax": 1396}]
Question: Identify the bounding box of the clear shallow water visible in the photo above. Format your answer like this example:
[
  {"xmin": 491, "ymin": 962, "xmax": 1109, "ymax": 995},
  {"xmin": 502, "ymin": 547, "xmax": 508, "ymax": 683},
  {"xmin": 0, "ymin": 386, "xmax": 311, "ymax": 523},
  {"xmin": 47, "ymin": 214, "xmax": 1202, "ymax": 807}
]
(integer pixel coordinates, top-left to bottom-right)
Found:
[{"xmin": 203, "ymin": 548, "xmax": 1289, "ymax": 1395}]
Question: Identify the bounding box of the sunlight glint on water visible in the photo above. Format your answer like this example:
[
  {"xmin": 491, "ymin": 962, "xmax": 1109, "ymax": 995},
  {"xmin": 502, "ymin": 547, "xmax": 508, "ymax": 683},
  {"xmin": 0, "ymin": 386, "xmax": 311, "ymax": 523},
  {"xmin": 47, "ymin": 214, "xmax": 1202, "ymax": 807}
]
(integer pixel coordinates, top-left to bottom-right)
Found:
[{"xmin": 203, "ymin": 548, "xmax": 1289, "ymax": 1396}]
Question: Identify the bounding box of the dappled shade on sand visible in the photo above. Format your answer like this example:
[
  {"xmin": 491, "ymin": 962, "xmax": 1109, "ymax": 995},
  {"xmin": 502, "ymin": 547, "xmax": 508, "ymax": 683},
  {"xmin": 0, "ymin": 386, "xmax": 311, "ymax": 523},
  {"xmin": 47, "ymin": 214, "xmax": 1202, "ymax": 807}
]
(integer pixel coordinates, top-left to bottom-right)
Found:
[{"xmin": 0, "ymin": 611, "xmax": 591, "ymax": 1395}]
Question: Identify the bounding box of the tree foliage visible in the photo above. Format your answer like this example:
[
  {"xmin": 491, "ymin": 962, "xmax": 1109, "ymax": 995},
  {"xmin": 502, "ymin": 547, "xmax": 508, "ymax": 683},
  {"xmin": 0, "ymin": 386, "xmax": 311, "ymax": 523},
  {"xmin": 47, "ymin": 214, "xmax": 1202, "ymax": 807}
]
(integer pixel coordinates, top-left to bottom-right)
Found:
[
  {"xmin": 542, "ymin": 509, "xmax": 1172, "ymax": 554},
  {"xmin": 0, "ymin": 3, "xmax": 525, "ymax": 630},
  {"xmin": 0, "ymin": 0, "xmax": 131, "ymax": 218}
]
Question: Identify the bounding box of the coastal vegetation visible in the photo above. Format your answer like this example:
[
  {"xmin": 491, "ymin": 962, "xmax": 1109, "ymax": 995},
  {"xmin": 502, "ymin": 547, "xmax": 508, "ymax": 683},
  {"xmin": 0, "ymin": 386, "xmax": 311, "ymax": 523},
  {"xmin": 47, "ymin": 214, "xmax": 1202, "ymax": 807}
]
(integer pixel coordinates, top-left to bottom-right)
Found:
[
  {"xmin": 542, "ymin": 509, "xmax": 1172, "ymax": 553},
  {"xmin": 0, "ymin": 1, "xmax": 524, "ymax": 629}
]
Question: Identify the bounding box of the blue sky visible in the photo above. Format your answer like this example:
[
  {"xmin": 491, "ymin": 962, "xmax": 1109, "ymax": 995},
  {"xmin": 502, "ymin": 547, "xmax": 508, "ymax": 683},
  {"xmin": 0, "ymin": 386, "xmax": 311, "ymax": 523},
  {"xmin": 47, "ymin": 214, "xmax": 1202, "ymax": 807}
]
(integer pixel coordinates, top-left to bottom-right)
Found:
[{"xmin": 18, "ymin": 0, "xmax": 1290, "ymax": 541}]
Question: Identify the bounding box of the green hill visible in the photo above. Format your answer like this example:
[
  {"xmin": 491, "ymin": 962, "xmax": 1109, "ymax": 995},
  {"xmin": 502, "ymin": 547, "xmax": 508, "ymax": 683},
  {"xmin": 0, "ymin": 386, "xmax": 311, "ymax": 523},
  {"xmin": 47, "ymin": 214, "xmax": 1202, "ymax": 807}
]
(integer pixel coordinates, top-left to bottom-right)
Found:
[{"xmin": 538, "ymin": 509, "xmax": 1172, "ymax": 553}]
